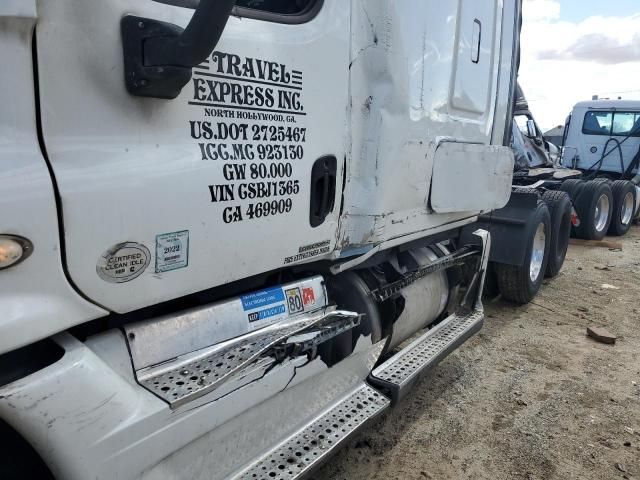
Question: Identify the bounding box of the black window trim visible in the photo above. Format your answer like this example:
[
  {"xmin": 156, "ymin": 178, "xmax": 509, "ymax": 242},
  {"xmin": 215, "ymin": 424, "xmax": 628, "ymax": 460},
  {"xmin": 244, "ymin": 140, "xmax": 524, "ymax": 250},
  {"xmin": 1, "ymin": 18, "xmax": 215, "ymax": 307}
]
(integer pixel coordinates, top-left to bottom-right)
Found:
[
  {"xmin": 582, "ymin": 110, "xmax": 640, "ymax": 137},
  {"xmin": 153, "ymin": 0, "xmax": 324, "ymax": 25}
]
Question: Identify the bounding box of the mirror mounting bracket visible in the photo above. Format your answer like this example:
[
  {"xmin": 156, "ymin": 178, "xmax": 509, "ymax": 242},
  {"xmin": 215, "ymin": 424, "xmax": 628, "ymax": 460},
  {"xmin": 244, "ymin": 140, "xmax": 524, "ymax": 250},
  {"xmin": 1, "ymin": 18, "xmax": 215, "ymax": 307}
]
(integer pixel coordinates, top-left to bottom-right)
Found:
[
  {"xmin": 121, "ymin": 0, "xmax": 235, "ymax": 99},
  {"xmin": 121, "ymin": 16, "xmax": 191, "ymax": 99}
]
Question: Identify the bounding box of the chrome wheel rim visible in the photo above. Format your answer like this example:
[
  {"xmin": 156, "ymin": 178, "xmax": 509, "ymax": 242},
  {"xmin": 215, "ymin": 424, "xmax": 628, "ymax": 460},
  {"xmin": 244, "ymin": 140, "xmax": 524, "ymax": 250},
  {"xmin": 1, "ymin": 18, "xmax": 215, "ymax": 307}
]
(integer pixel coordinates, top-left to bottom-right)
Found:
[
  {"xmin": 621, "ymin": 192, "xmax": 634, "ymax": 225},
  {"xmin": 594, "ymin": 194, "xmax": 610, "ymax": 232},
  {"xmin": 530, "ymin": 222, "xmax": 546, "ymax": 282}
]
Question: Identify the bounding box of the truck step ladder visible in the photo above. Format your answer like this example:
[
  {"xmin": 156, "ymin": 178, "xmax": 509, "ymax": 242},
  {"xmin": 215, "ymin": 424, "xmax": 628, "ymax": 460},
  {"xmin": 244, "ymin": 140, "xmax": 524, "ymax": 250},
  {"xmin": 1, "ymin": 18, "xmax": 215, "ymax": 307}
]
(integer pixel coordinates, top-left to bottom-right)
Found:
[
  {"xmin": 369, "ymin": 309, "xmax": 484, "ymax": 404},
  {"xmin": 369, "ymin": 229, "xmax": 490, "ymax": 404},
  {"xmin": 232, "ymin": 384, "xmax": 390, "ymax": 480}
]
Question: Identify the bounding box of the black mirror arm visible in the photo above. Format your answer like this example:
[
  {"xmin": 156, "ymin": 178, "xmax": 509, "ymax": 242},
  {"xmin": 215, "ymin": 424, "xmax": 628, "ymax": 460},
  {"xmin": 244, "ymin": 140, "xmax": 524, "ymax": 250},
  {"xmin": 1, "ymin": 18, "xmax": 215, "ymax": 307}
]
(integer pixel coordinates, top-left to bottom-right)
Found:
[{"xmin": 144, "ymin": 0, "xmax": 236, "ymax": 67}]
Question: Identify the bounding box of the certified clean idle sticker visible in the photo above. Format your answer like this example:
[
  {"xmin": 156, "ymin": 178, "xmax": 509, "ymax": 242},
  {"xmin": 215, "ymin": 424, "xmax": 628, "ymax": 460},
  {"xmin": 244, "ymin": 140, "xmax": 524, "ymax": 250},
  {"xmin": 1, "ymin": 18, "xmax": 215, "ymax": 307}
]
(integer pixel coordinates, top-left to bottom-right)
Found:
[
  {"xmin": 156, "ymin": 230, "xmax": 189, "ymax": 273},
  {"xmin": 96, "ymin": 242, "xmax": 151, "ymax": 283}
]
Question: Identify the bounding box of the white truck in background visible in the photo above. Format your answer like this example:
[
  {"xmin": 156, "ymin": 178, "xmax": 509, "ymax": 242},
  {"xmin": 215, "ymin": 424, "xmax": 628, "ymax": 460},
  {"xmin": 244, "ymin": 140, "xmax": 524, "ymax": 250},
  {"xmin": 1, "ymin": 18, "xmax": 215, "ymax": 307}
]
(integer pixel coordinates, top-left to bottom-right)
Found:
[
  {"xmin": 0, "ymin": 1, "xmax": 531, "ymax": 479},
  {"xmin": 562, "ymin": 100, "xmax": 640, "ymax": 226},
  {"xmin": 563, "ymin": 100, "xmax": 640, "ymax": 180},
  {"xmin": 510, "ymin": 88, "xmax": 640, "ymax": 242}
]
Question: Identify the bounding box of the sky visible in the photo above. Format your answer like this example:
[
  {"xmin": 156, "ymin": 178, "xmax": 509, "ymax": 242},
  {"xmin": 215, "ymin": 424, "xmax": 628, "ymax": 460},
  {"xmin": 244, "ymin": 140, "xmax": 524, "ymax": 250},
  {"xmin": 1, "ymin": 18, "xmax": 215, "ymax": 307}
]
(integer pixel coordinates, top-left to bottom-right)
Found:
[{"xmin": 519, "ymin": 0, "xmax": 640, "ymax": 131}]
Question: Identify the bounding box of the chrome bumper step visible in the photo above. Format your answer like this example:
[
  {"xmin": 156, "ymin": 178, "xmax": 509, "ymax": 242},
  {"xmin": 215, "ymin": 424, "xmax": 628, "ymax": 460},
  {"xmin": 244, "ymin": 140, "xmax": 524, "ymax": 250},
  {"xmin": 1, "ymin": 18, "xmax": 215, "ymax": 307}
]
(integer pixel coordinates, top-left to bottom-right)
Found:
[
  {"xmin": 369, "ymin": 309, "xmax": 484, "ymax": 403},
  {"xmin": 231, "ymin": 383, "xmax": 390, "ymax": 480}
]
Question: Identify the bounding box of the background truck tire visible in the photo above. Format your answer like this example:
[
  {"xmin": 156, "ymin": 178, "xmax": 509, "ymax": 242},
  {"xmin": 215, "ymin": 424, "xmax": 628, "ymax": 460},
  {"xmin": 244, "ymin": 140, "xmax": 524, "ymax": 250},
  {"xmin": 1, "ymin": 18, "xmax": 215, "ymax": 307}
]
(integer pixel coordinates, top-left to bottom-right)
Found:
[
  {"xmin": 558, "ymin": 179, "xmax": 584, "ymax": 197},
  {"xmin": 608, "ymin": 180, "xmax": 636, "ymax": 236},
  {"xmin": 541, "ymin": 190, "xmax": 572, "ymax": 278},
  {"xmin": 495, "ymin": 201, "xmax": 551, "ymax": 304},
  {"xmin": 572, "ymin": 181, "xmax": 613, "ymax": 240}
]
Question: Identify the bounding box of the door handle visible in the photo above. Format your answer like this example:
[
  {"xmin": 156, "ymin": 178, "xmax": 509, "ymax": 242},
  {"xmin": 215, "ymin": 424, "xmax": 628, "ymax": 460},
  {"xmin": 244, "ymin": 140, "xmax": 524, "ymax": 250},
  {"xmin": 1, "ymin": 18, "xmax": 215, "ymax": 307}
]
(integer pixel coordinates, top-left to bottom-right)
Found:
[
  {"xmin": 121, "ymin": 0, "xmax": 235, "ymax": 99},
  {"xmin": 471, "ymin": 19, "xmax": 481, "ymax": 64},
  {"xmin": 310, "ymin": 156, "xmax": 337, "ymax": 228}
]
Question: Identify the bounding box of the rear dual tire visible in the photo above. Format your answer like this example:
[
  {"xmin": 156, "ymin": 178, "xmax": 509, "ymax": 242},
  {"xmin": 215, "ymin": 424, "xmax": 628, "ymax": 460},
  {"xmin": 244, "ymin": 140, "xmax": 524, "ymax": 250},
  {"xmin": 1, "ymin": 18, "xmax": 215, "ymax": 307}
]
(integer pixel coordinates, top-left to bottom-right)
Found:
[
  {"xmin": 560, "ymin": 180, "xmax": 613, "ymax": 240},
  {"xmin": 495, "ymin": 201, "xmax": 551, "ymax": 304},
  {"xmin": 541, "ymin": 190, "xmax": 572, "ymax": 278},
  {"xmin": 608, "ymin": 180, "xmax": 636, "ymax": 236}
]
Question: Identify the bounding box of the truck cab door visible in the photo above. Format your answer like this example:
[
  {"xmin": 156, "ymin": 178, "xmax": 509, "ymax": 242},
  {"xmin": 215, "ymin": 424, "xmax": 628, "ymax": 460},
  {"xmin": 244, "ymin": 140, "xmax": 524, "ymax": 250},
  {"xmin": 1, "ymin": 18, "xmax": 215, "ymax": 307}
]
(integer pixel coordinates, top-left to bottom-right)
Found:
[{"xmin": 35, "ymin": 0, "xmax": 349, "ymax": 312}]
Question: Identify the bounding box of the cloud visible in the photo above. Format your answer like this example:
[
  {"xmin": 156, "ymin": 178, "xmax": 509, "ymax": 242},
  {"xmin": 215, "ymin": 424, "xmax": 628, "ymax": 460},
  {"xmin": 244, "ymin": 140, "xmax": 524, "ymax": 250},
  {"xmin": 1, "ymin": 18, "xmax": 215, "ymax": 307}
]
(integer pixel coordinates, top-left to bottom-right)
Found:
[
  {"xmin": 518, "ymin": 2, "xmax": 640, "ymax": 130},
  {"xmin": 536, "ymin": 29, "xmax": 640, "ymax": 65},
  {"xmin": 523, "ymin": 0, "xmax": 560, "ymax": 22}
]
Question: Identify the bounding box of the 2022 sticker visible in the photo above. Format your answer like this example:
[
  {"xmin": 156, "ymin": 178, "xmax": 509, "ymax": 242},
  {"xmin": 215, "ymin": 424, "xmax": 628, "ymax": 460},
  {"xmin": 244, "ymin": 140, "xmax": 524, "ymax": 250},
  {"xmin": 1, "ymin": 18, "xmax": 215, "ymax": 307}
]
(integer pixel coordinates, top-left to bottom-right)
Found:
[{"xmin": 156, "ymin": 230, "xmax": 189, "ymax": 273}]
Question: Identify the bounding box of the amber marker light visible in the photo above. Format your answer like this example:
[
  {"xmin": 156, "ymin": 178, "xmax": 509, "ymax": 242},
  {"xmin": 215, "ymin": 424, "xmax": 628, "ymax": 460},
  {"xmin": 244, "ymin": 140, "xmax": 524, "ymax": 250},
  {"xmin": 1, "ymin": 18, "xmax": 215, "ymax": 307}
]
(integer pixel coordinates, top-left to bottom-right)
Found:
[{"xmin": 0, "ymin": 235, "xmax": 33, "ymax": 270}]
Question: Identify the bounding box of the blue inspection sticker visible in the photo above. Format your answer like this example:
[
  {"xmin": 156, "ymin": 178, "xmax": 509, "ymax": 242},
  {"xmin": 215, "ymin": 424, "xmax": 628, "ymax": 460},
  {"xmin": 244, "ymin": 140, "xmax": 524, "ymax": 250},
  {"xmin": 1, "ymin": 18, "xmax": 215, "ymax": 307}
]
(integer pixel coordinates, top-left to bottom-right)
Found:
[
  {"xmin": 242, "ymin": 286, "xmax": 287, "ymax": 324},
  {"xmin": 241, "ymin": 286, "xmax": 285, "ymax": 311}
]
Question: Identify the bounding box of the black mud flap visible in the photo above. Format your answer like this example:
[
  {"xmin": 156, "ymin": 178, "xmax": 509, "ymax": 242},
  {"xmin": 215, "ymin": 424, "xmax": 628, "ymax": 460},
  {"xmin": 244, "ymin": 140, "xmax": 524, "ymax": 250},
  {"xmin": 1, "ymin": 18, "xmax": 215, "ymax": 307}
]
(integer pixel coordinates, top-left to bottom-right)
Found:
[{"xmin": 461, "ymin": 190, "xmax": 538, "ymax": 266}]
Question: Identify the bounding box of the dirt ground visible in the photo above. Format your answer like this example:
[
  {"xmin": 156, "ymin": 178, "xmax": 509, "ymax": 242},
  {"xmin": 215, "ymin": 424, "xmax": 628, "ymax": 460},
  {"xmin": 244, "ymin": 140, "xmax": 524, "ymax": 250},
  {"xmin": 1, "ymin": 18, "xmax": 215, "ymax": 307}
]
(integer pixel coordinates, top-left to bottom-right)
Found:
[{"xmin": 316, "ymin": 226, "xmax": 640, "ymax": 480}]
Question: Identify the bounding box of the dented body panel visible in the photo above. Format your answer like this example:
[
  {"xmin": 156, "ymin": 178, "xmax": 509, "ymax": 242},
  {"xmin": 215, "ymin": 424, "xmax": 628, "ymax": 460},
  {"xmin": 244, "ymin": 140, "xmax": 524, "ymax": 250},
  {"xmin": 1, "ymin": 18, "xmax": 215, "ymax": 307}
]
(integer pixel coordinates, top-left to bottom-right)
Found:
[
  {"xmin": 342, "ymin": 0, "xmax": 515, "ymax": 247},
  {"xmin": 0, "ymin": 332, "xmax": 380, "ymax": 480}
]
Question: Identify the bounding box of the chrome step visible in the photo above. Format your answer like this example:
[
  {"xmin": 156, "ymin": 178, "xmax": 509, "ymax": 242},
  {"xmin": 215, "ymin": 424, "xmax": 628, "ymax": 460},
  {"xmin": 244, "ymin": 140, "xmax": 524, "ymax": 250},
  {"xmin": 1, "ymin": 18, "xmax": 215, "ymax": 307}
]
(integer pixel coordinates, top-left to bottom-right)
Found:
[
  {"xmin": 369, "ymin": 309, "xmax": 484, "ymax": 403},
  {"xmin": 138, "ymin": 307, "xmax": 359, "ymax": 408},
  {"xmin": 231, "ymin": 384, "xmax": 390, "ymax": 480}
]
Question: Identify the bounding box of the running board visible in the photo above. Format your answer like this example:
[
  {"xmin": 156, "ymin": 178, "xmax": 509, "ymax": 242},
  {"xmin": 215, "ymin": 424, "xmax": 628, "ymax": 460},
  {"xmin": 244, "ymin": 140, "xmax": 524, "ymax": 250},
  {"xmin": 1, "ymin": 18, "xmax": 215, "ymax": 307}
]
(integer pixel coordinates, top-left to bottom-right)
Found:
[
  {"xmin": 369, "ymin": 309, "xmax": 484, "ymax": 404},
  {"xmin": 231, "ymin": 384, "xmax": 390, "ymax": 480}
]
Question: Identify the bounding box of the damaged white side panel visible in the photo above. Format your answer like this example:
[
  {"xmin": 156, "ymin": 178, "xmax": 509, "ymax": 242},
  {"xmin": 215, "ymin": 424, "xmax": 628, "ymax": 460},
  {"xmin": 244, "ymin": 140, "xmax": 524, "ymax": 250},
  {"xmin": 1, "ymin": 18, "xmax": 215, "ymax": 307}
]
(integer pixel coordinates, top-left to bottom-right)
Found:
[
  {"xmin": 341, "ymin": 0, "xmax": 511, "ymax": 249},
  {"xmin": 0, "ymin": 330, "xmax": 381, "ymax": 480}
]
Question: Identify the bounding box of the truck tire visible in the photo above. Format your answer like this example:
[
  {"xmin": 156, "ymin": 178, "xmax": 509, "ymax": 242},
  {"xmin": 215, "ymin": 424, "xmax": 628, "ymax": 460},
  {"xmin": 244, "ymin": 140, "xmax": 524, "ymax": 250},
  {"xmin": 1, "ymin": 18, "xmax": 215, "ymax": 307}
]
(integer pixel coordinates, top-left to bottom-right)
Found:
[
  {"xmin": 573, "ymin": 180, "xmax": 613, "ymax": 240},
  {"xmin": 541, "ymin": 190, "xmax": 572, "ymax": 278},
  {"xmin": 495, "ymin": 201, "xmax": 551, "ymax": 304},
  {"xmin": 482, "ymin": 263, "xmax": 499, "ymax": 298},
  {"xmin": 608, "ymin": 180, "xmax": 636, "ymax": 236},
  {"xmin": 558, "ymin": 179, "xmax": 584, "ymax": 197}
]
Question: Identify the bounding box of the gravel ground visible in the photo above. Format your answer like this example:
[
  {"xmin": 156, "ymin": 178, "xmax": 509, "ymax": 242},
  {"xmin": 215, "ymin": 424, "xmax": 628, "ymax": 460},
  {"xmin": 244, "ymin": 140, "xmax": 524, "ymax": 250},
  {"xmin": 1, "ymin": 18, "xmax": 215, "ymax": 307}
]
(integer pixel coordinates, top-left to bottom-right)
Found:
[{"xmin": 315, "ymin": 226, "xmax": 640, "ymax": 480}]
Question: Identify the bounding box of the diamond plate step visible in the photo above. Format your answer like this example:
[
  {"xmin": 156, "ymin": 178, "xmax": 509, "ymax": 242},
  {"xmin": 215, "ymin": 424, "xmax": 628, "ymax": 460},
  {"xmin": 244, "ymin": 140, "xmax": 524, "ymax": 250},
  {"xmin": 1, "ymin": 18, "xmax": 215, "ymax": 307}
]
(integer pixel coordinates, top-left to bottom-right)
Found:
[
  {"xmin": 231, "ymin": 384, "xmax": 390, "ymax": 480},
  {"xmin": 138, "ymin": 308, "xmax": 359, "ymax": 408},
  {"xmin": 369, "ymin": 309, "xmax": 484, "ymax": 403}
]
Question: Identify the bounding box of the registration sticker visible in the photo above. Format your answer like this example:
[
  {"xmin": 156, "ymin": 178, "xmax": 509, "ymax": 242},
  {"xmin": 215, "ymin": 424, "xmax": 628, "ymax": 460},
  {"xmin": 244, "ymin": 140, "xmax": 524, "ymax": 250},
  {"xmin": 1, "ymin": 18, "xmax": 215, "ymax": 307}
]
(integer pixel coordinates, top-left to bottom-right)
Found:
[
  {"xmin": 285, "ymin": 287, "xmax": 304, "ymax": 314},
  {"xmin": 302, "ymin": 287, "xmax": 316, "ymax": 307},
  {"xmin": 155, "ymin": 230, "xmax": 189, "ymax": 273}
]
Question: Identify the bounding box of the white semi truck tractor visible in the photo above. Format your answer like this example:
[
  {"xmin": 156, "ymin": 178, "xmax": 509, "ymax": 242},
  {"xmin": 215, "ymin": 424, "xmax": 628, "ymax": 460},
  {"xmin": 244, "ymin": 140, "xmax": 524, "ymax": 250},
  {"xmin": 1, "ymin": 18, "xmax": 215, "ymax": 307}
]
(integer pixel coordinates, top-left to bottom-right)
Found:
[{"xmin": 1, "ymin": 1, "xmax": 530, "ymax": 479}]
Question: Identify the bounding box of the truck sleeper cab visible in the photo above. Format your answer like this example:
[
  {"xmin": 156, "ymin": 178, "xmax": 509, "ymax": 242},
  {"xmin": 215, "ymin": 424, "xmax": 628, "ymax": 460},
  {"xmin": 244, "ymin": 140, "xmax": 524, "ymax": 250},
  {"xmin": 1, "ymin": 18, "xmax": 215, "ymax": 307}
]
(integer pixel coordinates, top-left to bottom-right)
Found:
[{"xmin": 0, "ymin": 0, "xmax": 520, "ymax": 479}]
